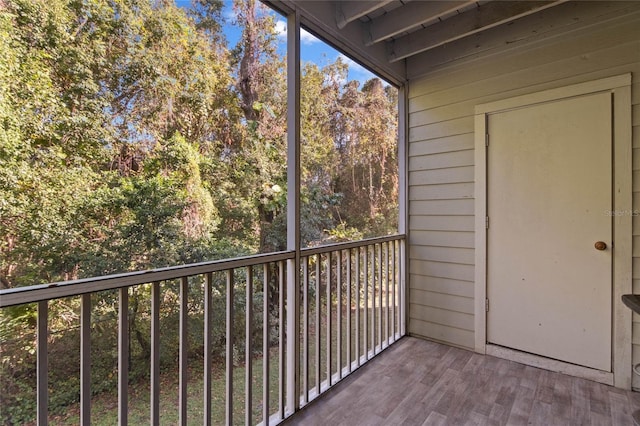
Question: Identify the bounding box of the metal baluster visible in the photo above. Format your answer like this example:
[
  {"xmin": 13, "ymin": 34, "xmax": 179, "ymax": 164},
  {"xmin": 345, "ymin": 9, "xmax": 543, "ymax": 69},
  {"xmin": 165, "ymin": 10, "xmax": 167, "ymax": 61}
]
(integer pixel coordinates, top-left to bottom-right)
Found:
[
  {"xmin": 37, "ymin": 300, "xmax": 48, "ymax": 426},
  {"xmin": 81, "ymin": 293, "xmax": 91, "ymax": 425},
  {"xmin": 118, "ymin": 289, "xmax": 128, "ymax": 425},
  {"xmin": 179, "ymin": 277, "xmax": 188, "ymax": 426},
  {"xmin": 355, "ymin": 247, "xmax": 360, "ymax": 367},
  {"xmin": 377, "ymin": 244, "xmax": 382, "ymax": 352},
  {"xmin": 363, "ymin": 246, "xmax": 368, "ymax": 360},
  {"xmin": 336, "ymin": 250, "xmax": 342, "ymax": 380},
  {"xmin": 386, "ymin": 242, "xmax": 390, "ymax": 347},
  {"xmin": 263, "ymin": 264, "xmax": 270, "ymax": 426},
  {"xmin": 346, "ymin": 249, "xmax": 352, "ymax": 373},
  {"xmin": 372, "ymin": 245, "xmax": 377, "ymax": 356},
  {"xmin": 302, "ymin": 256, "xmax": 309, "ymax": 403},
  {"xmin": 226, "ymin": 270, "xmax": 234, "ymax": 426},
  {"xmin": 204, "ymin": 273, "xmax": 213, "ymax": 426},
  {"xmin": 278, "ymin": 261, "xmax": 285, "ymax": 421},
  {"xmin": 315, "ymin": 253, "xmax": 321, "ymax": 395},
  {"xmin": 151, "ymin": 282, "xmax": 160, "ymax": 426},
  {"xmin": 326, "ymin": 252, "xmax": 332, "ymax": 386},
  {"xmin": 392, "ymin": 240, "xmax": 397, "ymax": 341},
  {"xmin": 245, "ymin": 267, "xmax": 253, "ymax": 426},
  {"xmin": 400, "ymin": 239, "xmax": 406, "ymax": 336}
]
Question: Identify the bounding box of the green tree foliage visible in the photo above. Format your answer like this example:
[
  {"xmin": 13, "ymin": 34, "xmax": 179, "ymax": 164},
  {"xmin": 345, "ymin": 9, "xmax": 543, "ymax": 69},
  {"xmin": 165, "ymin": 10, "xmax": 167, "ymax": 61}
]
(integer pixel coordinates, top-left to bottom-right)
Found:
[
  {"xmin": 0, "ymin": 0, "xmax": 397, "ymax": 287},
  {"xmin": 230, "ymin": 0, "xmax": 288, "ymax": 252},
  {"xmin": 0, "ymin": 0, "xmax": 398, "ymax": 422},
  {"xmin": 300, "ymin": 58, "xmax": 399, "ymax": 242},
  {"xmin": 0, "ymin": 0, "xmax": 241, "ymax": 289},
  {"xmin": 334, "ymin": 78, "xmax": 399, "ymax": 235}
]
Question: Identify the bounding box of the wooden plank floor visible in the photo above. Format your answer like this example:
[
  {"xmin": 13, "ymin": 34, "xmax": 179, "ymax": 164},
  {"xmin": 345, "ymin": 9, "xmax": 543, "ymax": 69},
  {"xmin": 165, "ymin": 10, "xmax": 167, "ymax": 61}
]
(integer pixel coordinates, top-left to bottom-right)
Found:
[{"xmin": 284, "ymin": 337, "xmax": 640, "ymax": 425}]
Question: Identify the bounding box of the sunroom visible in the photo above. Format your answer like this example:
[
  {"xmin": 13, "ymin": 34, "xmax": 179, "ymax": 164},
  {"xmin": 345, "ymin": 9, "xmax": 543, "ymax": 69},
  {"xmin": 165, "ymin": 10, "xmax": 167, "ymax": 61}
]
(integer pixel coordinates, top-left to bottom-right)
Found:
[{"xmin": 2, "ymin": 0, "xmax": 640, "ymax": 424}]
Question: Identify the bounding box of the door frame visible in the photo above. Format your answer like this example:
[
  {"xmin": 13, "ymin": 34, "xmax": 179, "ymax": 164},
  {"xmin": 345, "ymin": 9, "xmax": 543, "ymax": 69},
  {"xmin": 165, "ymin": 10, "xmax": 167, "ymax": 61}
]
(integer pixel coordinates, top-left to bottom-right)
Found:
[{"xmin": 473, "ymin": 74, "xmax": 632, "ymax": 388}]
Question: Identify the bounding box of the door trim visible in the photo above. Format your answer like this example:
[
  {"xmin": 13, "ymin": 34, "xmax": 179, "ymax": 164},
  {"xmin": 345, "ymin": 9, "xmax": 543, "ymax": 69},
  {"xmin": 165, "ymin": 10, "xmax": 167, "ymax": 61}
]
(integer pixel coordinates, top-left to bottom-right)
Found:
[{"xmin": 473, "ymin": 74, "xmax": 632, "ymax": 388}]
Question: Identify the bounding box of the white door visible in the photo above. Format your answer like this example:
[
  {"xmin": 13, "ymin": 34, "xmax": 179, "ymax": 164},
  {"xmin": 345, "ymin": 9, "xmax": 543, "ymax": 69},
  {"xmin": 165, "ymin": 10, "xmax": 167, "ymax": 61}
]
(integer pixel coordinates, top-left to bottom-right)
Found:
[{"xmin": 486, "ymin": 91, "xmax": 612, "ymax": 371}]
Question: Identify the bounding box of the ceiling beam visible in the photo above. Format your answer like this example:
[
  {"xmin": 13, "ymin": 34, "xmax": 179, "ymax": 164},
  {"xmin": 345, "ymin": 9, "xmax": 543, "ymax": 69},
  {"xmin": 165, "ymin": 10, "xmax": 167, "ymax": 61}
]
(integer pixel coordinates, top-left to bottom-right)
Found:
[
  {"xmin": 336, "ymin": 0, "xmax": 395, "ymax": 30},
  {"xmin": 406, "ymin": 0, "xmax": 640, "ymax": 78},
  {"xmin": 388, "ymin": 0, "xmax": 568, "ymax": 63},
  {"xmin": 365, "ymin": 0, "xmax": 478, "ymax": 46}
]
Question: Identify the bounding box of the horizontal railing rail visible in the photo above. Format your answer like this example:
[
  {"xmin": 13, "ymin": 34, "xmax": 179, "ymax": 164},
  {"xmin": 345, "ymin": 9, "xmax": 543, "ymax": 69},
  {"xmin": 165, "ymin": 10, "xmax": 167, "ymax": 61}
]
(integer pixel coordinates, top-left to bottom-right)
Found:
[
  {"xmin": 0, "ymin": 235, "xmax": 405, "ymax": 425},
  {"xmin": 0, "ymin": 250, "xmax": 294, "ymax": 307},
  {"xmin": 300, "ymin": 234, "xmax": 403, "ymax": 256}
]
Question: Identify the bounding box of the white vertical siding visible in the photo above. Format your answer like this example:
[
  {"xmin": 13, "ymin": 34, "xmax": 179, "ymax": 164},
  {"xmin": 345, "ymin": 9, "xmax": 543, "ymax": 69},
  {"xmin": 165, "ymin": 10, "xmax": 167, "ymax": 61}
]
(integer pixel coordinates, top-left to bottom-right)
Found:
[{"xmin": 407, "ymin": 10, "xmax": 640, "ymax": 373}]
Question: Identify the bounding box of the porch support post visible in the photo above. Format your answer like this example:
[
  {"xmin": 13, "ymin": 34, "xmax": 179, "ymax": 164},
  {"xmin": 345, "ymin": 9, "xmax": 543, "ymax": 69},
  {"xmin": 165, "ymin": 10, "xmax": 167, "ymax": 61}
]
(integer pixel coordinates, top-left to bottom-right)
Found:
[
  {"xmin": 398, "ymin": 84, "xmax": 408, "ymax": 336},
  {"xmin": 286, "ymin": 9, "xmax": 301, "ymax": 415}
]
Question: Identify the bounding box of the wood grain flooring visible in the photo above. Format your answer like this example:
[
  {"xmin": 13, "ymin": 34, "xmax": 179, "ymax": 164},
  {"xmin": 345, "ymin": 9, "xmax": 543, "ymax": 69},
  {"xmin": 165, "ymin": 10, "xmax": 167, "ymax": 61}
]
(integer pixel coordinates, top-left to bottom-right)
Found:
[{"xmin": 284, "ymin": 337, "xmax": 640, "ymax": 425}]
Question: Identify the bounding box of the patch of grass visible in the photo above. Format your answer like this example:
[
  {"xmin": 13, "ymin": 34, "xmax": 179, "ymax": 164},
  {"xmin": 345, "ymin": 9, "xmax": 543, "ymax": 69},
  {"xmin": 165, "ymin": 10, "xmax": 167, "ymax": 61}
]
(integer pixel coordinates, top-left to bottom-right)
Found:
[
  {"xmin": 34, "ymin": 287, "xmax": 399, "ymax": 425},
  {"xmin": 46, "ymin": 350, "xmax": 283, "ymax": 426}
]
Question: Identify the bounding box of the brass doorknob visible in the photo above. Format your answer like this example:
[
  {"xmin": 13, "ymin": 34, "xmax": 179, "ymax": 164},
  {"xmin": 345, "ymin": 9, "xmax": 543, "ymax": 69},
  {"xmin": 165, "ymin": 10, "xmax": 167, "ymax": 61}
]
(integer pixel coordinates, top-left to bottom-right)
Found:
[{"xmin": 595, "ymin": 241, "xmax": 607, "ymax": 251}]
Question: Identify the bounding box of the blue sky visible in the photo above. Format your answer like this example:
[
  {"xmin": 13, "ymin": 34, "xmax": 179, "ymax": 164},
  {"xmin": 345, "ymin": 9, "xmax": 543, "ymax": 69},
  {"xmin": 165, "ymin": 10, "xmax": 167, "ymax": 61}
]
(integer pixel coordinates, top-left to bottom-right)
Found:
[
  {"xmin": 175, "ymin": 0, "xmax": 378, "ymax": 85},
  {"xmin": 270, "ymin": 15, "xmax": 378, "ymax": 85}
]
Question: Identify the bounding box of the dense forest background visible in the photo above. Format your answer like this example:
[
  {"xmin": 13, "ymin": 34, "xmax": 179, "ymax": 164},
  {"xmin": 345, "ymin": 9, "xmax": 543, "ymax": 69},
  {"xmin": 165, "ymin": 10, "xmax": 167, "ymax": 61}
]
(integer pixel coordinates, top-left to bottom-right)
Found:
[
  {"xmin": 0, "ymin": 0, "xmax": 398, "ymax": 423},
  {"xmin": 0, "ymin": 0, "xmax": 398, "ymax": 291}
]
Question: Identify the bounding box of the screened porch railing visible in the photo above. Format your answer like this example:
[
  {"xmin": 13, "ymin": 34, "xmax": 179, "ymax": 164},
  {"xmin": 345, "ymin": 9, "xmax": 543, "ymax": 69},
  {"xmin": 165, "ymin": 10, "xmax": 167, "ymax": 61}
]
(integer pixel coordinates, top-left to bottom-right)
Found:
[{"xmin": 0, "ymin": 235, "xmax": 405, "ymax": 425}]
